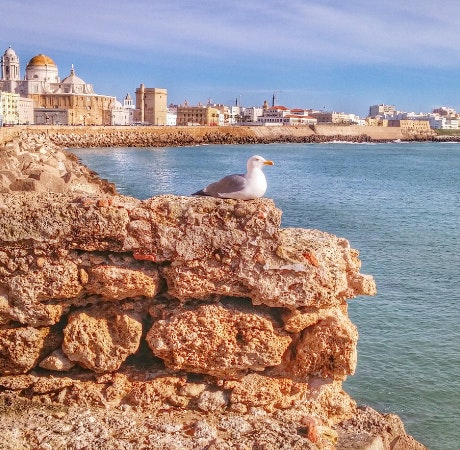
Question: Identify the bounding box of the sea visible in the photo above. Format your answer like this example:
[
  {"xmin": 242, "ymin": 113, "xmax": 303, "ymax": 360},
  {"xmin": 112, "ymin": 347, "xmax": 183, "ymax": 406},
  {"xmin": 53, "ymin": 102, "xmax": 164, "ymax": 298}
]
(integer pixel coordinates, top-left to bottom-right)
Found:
[{"xmin": 71, "ymin": 142, "xmax": 460, "ymax": 450}]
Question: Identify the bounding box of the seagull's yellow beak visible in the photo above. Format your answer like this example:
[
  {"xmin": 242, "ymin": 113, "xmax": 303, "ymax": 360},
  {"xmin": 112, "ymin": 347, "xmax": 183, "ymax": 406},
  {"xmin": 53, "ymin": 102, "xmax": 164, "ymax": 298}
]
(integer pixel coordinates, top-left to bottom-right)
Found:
[{"xmin": 264, "ymin": 160, "xmax": 274, "ymax": 166}]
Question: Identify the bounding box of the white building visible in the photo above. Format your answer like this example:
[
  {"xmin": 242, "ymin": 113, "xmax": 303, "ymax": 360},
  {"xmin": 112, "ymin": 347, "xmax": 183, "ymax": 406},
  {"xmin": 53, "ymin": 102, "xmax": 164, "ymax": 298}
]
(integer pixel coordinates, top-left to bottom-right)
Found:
[
  {"xmin": 0, "ymin": 91, "xmax": 19, "ymax": 125},
  {"xmin": 369, "ymin": 104, "xmax": 396, "ymax": 118},
  {"xmin": 258, "ymin": 106, "xmax": 317, "ymax": 126},
  {"xmin": 226, "ymin": 105, "xmax": 242, "ymax": 125},
  {"xmin": 167, "ymin": 105, "xmax": 177, "ymax": 126},
  {"xmin": 384, "ymin": 111, "xmax": 459, "ymax": 129},
  {"xmin": 242, "ymin": 106, "xmax": 263, "ymax": 123},
  {"xmin": 18, "ymin": 96, "xmax": 34, "ymax": 124},
  {"xmin": 110, "ymin": 93, "xmax": 135, "ymax": 125}
]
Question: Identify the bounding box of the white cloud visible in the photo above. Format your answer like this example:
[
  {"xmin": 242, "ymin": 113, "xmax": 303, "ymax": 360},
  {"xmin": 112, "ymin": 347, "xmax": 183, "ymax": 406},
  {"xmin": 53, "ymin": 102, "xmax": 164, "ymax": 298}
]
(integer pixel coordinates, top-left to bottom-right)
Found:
[{"xmin": 3, "ymin": 0, "xmax": 460, "ymax": 67}]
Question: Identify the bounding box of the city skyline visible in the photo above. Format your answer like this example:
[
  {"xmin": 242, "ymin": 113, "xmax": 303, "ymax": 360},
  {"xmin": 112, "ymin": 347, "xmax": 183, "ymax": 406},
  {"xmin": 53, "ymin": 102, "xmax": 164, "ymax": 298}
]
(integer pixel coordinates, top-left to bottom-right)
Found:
[{"xmin": 3, "ymin": 1, "xmax": 460, "ymax": 117}]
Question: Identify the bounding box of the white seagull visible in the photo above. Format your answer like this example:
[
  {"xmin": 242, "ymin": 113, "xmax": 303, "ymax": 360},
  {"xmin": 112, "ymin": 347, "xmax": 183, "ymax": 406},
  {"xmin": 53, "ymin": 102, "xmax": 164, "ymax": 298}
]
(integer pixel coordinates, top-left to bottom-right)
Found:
[{"xmin": 193, "ymin": 155, "xmax": 274, "ymax": 200}]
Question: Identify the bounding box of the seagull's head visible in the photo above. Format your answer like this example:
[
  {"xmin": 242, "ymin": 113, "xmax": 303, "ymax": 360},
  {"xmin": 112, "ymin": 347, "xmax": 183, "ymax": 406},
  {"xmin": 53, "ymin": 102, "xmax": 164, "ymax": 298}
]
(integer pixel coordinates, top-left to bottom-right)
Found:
[{"xmin": 247, "ymin": 155, "xmax": 274, "ymax": 171}]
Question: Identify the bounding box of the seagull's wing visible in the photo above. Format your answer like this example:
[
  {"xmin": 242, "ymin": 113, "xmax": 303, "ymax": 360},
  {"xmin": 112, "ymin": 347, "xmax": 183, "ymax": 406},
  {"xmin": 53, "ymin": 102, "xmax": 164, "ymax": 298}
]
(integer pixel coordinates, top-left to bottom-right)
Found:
[{"xmin": 202, "ymin": 173, "xmax": 247, "ymax": 198}]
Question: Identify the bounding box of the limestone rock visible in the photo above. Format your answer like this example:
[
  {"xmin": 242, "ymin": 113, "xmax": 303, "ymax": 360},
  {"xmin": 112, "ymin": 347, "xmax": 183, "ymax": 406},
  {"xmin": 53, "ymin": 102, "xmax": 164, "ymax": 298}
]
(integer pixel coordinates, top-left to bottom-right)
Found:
[
  {"xmin": 0, "ymin": 326, "xmax": 61, "ymax": 375},
  {"xmin": 337, "ymin": 406, "xmax": 428, "ymax": 450},
  {"xmin": 281, "ymin": 310, "xmax": 358, "ymax": 381},
  {"xmin": 85, "ymin": 265, "xmax": 160, "ymax": 300},
  {"xmin": 62, "ymin": 304, "xmax": 142, "ymax": 373},
  {"xmin": 146, "ymin": 301, "xmax": 292, "ymax": 378},
  {"xmin": 281, "ymin": 305, "xmax": 346, "ymax": 333},
  {"xmin": 125, "ymin": 375, "xmax": 187, "ymax": 409},
  {"xmin": 197, "ymin": 389, "xmax": 229, "ymax": 412},
  {"xmin": 142, "ymin": 197, "xmax": 377, "ymax": 309},
  {"xmin": 6, "ymin": 258, "xmax": 81, "ymax": 326},
  {"xmin": 39, "ymin": 348, "xmax": 76, "ymax": 372},
  {"xmin": 0, "ymin": 134, "xmax": 116, "ymax": 195},
  {"xmin": 228, "ymin": 373, "xmax": 310, "ymax": 412}
]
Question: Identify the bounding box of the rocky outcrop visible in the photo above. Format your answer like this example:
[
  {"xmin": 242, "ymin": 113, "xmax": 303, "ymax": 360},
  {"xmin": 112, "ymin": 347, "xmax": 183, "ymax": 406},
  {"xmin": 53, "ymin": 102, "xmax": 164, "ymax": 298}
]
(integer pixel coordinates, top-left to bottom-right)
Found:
[{"xmin": 0, "ymin": 135, "xmax": 427, "ymax": 449}]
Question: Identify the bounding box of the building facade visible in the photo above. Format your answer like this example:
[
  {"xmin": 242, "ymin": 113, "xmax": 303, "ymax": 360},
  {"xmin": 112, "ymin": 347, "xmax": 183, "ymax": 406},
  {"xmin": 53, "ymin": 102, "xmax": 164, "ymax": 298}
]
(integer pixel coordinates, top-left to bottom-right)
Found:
[
  {"xmin": 1, "ymin": 46, "xmax": 116, "ymax": 125},
  {"xmin": 18, "ymin": 96, "xmax": 34, "ymax": 124},
  {"xmin": 242, "ymin": 106, "xmax": 263, "ymax": 123},
  {"xmin": 176, "ymin": 105, "xmax": 220, "ymax": 126},
  {"xmin": 258, "ymin": 106, "xmax": 317, "ymax": 126},
  {"xmin": 369, "ymin": 104, "xmax": 396, "ymax": 118},
  {"xmin": 309, "ymin": 111, "xmax": 353, "ymax": 124},
  {"xmin": 0, "ymin": 91, "xmax": 19, "ymax": 125},
  {"xmin": 134, "ymin": 84, "xmax": 168, "ymax": 125},
  {"xmin": 388, "ymin": 119, "xmax": 431, "ymax": 133}
]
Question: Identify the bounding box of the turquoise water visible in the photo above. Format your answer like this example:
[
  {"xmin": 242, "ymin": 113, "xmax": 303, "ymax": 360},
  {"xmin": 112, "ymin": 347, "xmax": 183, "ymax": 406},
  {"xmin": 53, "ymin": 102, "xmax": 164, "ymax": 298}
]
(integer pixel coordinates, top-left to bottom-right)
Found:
[{"xmin": 71, "ymin": 142, "xmax": 460, "ymax": 449}]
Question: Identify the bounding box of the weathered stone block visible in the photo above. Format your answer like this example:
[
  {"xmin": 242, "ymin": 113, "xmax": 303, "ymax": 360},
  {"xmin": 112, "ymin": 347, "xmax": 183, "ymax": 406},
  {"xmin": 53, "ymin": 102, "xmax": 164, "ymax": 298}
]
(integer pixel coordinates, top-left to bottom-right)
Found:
[
  {"xmin": 0, "ymin": 326, "xmax": 61, "ymax": 375},
  {"xmin": 146, "ymin": 301, "xmax": 291, "ymax": 378},
  {"xmin": 62, "ymin": 304, "xmax": 142, "ymax": 373}
]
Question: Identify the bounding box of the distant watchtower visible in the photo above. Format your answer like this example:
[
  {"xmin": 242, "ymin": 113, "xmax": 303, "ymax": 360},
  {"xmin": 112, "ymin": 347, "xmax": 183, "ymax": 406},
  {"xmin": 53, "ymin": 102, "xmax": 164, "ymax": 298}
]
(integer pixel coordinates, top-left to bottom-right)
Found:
[{"xmin": 134, "ymin": 84, "xmax": 168, "ymax": 125}]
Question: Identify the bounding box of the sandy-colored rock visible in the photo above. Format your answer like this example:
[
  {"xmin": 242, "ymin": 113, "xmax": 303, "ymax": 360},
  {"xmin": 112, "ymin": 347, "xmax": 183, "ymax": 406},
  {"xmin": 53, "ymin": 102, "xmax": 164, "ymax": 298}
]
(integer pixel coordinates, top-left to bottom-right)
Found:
[
  {"xmin": 85, "ymin": 265, "xmax": 161, "ymax": 300},
  {"xmin": 197, "ymin": 389, "xmax": 229, "ymax": 412},
  {"xmin": 150, "ymin": 200, "xmax": 376, "ymax": 309},
  {"xmin": 62, "ymin": 304, "xmax": 143, "ymax": 373},
  {"xmin": 282, "ymin": 305, "xmax": 346, "ymax": 333},
  {"xmin": 0, "ymin": 326, "xmax": 61, "ymax": 375},
  {"xmin": 125, "ymin": 375, "xmax": 187, "ymax": 409},
  {"xmin": 146, "ymin": 301, "xmax": 292, "ymax": 378},
  {"xmin": 6, "ymin": 258, "xmax": 81, "ymax": 326},
  {"xmin": 337, "ymin": 406, "xmax": 428, "ymax": 450},
  {"xmin": 39, "ymin": 348, "xmax": 76, "ymax": 371},
  {"xmin": 283, "ymin": 311, "xmax": 358, "ymax": 381},
  {"xmin": 229, "ymin": 373, "xmax": 310, "ymax": 412}
]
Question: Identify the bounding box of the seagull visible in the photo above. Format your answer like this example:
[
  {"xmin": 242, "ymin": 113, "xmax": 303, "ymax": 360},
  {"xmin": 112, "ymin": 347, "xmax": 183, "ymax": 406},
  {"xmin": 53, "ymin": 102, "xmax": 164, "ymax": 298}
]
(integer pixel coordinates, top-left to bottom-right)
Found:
[{"xmin": 192, "ymin": 155, "xmax": 274, "ymax": 200}]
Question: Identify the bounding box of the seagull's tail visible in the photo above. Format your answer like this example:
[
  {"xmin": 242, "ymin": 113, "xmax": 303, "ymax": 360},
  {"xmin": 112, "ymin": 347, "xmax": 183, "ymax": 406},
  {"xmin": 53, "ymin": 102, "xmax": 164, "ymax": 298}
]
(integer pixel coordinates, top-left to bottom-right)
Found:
[{"xmin": 192, "ymin": 190, "xmax": 211, "ymax": 197}]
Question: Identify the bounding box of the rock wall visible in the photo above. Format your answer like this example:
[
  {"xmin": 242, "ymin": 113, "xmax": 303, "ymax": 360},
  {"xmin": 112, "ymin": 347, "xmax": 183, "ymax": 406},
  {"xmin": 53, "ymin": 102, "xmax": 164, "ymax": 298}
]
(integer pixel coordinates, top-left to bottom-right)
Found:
[
  {"xmin": 0, "ymin": 135, "xmax": 427, "ymax": 449},
  {"xmin": 1, "ymin": 123, "xmax": 434, "ymax": 149}
]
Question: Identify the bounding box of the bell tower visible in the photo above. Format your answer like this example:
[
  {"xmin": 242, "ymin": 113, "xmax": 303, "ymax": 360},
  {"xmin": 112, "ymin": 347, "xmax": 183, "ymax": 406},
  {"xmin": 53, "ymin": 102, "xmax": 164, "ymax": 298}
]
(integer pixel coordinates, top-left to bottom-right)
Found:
[{"xmin": 1, "ymin": 46, "xmax": 20, "ymax": 81}]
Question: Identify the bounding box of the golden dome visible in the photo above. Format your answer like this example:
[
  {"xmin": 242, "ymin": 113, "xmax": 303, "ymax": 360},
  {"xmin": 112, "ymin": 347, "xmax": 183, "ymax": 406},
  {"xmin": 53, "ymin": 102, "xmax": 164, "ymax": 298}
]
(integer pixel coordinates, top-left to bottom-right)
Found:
[{"xmin": 27, "ymin": 54, "xmax": 56, "ymax": 67}]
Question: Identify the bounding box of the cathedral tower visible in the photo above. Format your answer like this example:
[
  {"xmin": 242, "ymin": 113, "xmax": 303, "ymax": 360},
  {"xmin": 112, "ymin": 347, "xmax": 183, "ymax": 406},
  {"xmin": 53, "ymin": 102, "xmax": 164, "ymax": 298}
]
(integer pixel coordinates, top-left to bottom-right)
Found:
[{"xmin": 1, "ymin": 46, "xmax": 20, "ymax": 81}]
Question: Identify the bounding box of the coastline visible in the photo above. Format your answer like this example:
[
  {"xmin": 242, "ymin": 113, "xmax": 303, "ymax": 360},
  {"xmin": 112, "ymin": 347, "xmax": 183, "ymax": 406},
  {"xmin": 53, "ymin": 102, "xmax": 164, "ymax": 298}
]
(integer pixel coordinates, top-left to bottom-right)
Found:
[{"xmin": 0, "ymin": 123, "xmax": 445, "ymax": 148}]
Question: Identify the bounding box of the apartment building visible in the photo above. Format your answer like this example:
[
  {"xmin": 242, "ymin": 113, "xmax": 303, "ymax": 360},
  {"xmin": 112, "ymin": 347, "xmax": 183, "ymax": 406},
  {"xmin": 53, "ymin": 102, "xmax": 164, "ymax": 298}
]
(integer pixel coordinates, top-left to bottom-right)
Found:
[
  {"xmin": 0, "ymin": 91, "xmax": 19, "ymax": 125},
  {"xmin": 369, "ymin": 104, "xmax": 396, "ymax": 118}
]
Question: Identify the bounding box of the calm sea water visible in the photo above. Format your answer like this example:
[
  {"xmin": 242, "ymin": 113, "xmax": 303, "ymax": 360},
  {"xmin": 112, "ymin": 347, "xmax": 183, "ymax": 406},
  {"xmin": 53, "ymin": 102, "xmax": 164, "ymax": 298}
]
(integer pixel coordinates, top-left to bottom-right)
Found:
[{"xmin": 71, "ymin": 142, "xmax": 460, "ymax": 450}]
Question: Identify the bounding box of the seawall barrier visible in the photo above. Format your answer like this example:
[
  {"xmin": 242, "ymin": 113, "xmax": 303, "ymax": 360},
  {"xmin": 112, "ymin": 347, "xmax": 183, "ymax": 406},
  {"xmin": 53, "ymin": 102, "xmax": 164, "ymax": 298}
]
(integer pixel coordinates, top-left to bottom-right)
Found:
[{"xmin": 1, "ymin": 124, "xmax": 435, "ymax": 148}]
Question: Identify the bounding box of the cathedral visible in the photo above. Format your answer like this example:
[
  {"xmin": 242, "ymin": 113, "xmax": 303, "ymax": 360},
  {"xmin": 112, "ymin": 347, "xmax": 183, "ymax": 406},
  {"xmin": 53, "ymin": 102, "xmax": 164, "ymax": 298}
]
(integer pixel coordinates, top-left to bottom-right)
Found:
[{"xmin": 1, "ymin": 46, "xmax": 116, "ymax": 125}]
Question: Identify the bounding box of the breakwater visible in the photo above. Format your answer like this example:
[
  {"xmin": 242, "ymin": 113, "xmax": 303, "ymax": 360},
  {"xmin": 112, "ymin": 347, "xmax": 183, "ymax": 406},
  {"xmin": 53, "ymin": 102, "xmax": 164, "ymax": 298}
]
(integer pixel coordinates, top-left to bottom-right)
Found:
[{"xmin": 0, "ymin": 124, "xmax": 435, "ymax": 148}]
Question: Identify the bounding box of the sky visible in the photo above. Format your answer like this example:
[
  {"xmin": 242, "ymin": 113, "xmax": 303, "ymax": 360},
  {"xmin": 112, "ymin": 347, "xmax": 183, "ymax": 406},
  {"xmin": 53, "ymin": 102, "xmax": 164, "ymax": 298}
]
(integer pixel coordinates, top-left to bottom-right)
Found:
[{"xmin": 3, "ymin": 0, "xmax": 460, "ymax": 117}]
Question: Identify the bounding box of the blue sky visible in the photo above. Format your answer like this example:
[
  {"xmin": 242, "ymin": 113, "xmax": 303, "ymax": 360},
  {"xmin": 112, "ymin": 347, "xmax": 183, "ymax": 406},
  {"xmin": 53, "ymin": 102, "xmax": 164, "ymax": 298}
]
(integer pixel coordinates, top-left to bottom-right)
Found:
[{"xmin": 3, "ymin": 0, "xmax": 460, "ymax": 117}]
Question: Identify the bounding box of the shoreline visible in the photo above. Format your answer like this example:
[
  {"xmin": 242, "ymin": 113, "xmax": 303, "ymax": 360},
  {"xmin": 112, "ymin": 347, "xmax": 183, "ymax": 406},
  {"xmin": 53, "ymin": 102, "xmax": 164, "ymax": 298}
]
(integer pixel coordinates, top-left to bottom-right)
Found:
[{"xmin": 2, "ymin": 124, "xmax": 452, "ymax": 148}]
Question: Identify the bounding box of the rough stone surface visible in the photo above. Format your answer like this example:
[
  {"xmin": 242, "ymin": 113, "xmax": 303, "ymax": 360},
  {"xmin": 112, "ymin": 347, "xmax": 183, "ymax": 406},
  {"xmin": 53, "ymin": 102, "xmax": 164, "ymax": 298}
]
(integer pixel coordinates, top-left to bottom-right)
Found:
[
  {"xmin": 62, "ymin": 304, "xmax": 143, "ymax": 372},
  {"xmin": 280, "ymin": 310, "xmax": 359, "ymax": 381},
  {"xmin": 146, "ymin": 300, "xmax": 292, "ymax": 378},
  {"xmin": 0, "ymin": 326, "xmax": 60, "ymax": 375},
  {"xmin": 38, "ymin": 348, "xmax": 76, "ymax": 372},
  {"xmin": 0, "ymin": 134, "xmax": 427, "ymax": 449}
]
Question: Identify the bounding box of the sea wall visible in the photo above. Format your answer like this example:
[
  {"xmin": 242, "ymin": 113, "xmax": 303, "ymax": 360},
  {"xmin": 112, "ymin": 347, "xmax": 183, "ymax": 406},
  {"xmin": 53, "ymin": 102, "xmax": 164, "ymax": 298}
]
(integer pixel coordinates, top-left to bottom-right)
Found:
[
  {"xmin": 0, "ymin": 123, "xmax": 433, "ymax": 149},
  {"xmin": 0, "ymin": 135, "xmax": 427, "ymax": 449}
]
